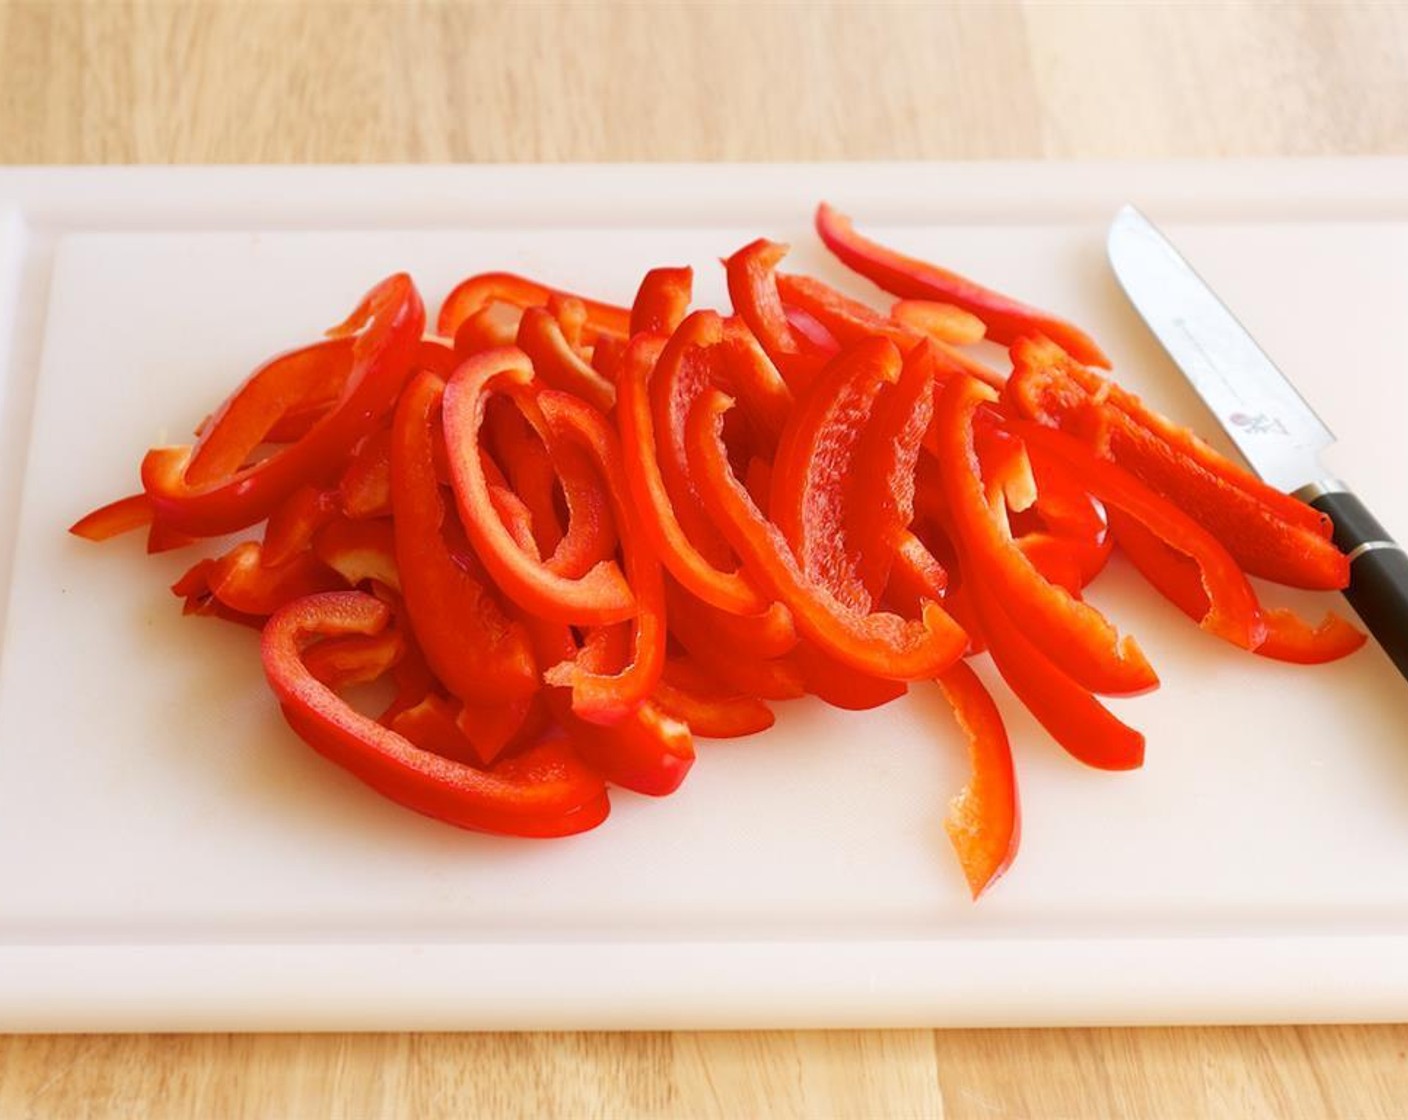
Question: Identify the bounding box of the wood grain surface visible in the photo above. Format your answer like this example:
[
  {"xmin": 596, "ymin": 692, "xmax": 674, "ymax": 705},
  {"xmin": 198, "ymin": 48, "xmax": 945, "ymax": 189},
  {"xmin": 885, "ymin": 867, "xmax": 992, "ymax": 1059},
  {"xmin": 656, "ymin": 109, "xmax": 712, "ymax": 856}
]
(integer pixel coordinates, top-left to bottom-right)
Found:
[{"xmin": 3, "ymin": 1, "xmax": 1408, "ymax": 1117}]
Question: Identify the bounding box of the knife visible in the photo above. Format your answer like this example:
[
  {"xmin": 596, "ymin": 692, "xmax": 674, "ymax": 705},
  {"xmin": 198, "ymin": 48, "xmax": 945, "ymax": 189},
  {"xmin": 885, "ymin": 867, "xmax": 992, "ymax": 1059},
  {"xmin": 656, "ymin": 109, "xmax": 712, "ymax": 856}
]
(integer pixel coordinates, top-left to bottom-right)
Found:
[{"xmin": 1107, "ymin": 205, "xmax": 1408, "ymax": 679}]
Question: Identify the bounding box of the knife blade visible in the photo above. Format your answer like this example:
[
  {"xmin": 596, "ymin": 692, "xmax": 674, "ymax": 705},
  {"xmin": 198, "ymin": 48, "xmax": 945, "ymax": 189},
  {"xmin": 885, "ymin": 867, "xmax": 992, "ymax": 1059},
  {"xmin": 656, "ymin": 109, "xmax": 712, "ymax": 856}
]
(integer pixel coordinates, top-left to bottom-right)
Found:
[{"xmin": 1107, "ymin": 205, "xmax": 1408, "ymax": 680}]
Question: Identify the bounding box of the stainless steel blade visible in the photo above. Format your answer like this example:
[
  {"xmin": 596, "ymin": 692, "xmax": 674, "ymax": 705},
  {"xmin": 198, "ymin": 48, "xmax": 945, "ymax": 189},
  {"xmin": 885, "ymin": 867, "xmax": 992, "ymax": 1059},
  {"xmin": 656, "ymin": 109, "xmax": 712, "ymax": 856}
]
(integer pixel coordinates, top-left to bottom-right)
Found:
[{"xmin": 1107, "ymin": 205, "xmax": 1334, "ymax": 493}]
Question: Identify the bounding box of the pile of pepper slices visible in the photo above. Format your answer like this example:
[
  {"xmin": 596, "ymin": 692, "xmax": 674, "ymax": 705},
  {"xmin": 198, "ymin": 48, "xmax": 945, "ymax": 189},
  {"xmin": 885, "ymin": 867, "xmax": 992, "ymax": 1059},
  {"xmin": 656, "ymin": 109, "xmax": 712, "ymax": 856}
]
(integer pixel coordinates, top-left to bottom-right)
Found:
[{"xmin": 72, "ymin": 205, "xmax": 1364, "ymax": 898}]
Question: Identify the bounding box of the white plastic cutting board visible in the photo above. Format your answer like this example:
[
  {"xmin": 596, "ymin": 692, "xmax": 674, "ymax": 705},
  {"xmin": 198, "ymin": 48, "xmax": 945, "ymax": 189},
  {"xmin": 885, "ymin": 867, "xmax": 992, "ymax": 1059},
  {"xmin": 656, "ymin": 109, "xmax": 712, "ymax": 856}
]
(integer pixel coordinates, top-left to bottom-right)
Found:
[{"xmin": 2, "ymin": 163, "xmax": 1408, "ymax": 1031}]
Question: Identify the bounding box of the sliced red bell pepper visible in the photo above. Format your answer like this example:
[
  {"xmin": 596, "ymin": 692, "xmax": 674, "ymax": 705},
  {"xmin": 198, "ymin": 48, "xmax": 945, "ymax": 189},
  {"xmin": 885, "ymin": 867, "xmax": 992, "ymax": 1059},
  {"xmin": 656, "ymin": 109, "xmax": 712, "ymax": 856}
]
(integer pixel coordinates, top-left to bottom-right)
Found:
[
  {"xmin": 718, "ymin": 319, "xmax": 796, "ymax": 454},
  {"xmin": 338, "ymin": 425, "xmax": 394, "ymax": 520},
  {"xmin": 389, "ymin": 369, "xmax": 540, "ymax": 705},
  {"xmin": 665, "ymin": 580, "xmax": 807, "ymax": 701},
  {"xmin": 437, "ymin": 271, "xmax": 630, "ymax": 342},
  {"xmin": 664, "ymin": 579, "xmax": 799, "ymax": 660},
  {"xmin": 441, "ymin": 348, "xmax": 635, "ymax": 626},
  {"xmin": 313, "ymin": 516, "xmax": 400, "ymax": 592},
  {"xmin": 970, "ymin": 577, "xmax": 1146, "ymax": 771},
  {"xmin": 688, "ymin": 385, "xmax": 968, "ymax": 681},
  {"xmin": 1006, "ymin": 336, "xmax": 1346, "ymax": 590},
  {"xmin": 790, "ymin": 639, "xmax": 908, "ymax": 711},
  {"xmin": 935, "ymin": 661, "xmax": 1020, "ymax": 899},
  {"xmin": 186, "ymin": 540, "xmax": 344, "ymax": 618},
  {"xmin": 630, "ymin": 266, "xmax": 693, "ymax": 337},
  {"xmin": 560, "ymin": 701, "xmax": 695, "ymax": 797},
  {"xmin": 770, "ymin": 335, "xmax": 902, "ymax": 614},
  {"xmin": 453, "ymin": 301, "xmax": 524, "ymax": 356},
  {"xmin": 881, "ymin": 531, "xmax": 950, "ymax": 617},
  {"xmin": 815, "ymin": 203, "xmax": 1111, "ymax": 368},
  {"xmin": 535, "ymin": 388, "xmax": 667, "ymax": 725},
  {"xmin": 304, "ymin": 626, "xmax": 407, "ymax": 691},
  {"xmin": 847, "ymin": 339, "xmax": 937, "ymax": 604},
  {"xmin": 724, "ymin": 239, "xmax": 831, "ymax": 390},
  {"xmin": 617, "ymin": 329, "xmax": 771, "ymax": 615},
  {"xmin": 262, "ymin": 591, "xmax": 610, "ymax": 837},
  {"xmin": 1108, "ymin": 508, "xmax": 1366, "ymax": 665},
  {"xmin": 480, "ymin": 398, "xmax": 567, "ymax": 560},
  {"xmin": 774, "ymin": 271, "xmax": 921, "ymax": 350},
  {"xmin": 651, "ymin": 658, "xmax": 774, "ymax": 739},
  {"xmin": 516, "ymin": 305, "xmax": 617, "ymax": 414},
  {"xmin": 890, "ymin": 299, "xmax": 986, "ymax": 346},
  {"xmin": 142, "ymin": 274, "xmax": 424, "ymax": 537},
  {"xmin": 70, "ymin": 493, "xmax": 155, "ymax": 541},
  {"xmin": 263, "ymin": 485, "xmax": 340, "ymax": 568},
  {"xmin": 1013, "ymin": 420, "xmax": 1267, "ymax": 652},
  {"xmin": 934, "ymin": 374, "xmax": 1158, "ymax": 696}
]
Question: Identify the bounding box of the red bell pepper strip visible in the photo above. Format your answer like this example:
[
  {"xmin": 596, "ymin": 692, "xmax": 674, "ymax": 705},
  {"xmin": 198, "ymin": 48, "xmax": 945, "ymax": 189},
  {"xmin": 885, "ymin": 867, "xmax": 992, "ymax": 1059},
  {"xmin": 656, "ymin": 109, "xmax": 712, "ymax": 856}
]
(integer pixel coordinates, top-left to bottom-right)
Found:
[
  {"xmin": 389, "ymin": 369, "xmax": 540, "ymax": 705},
  {"xmin": 847, "ymin": 340, "xmax": 937, "ymax": 604},
  {"xmin": 815, "ymin": 203, "xmax": 1111, "ymax": 368},
  {"xmin": 630, "ymin": 266, "xmax": 693, "ymax": 337},
  {"xmin": 1013, "ymin": 420, "xmax": 1268, "ymax": 652},
  {"xmin": 190, "ymin": 541, "xmax": 344, "ymax": 617},
  {"xmin": 1005, "ymin": 337, "xmax": 1346, "ymax": 590},
  {"xmin": 724, "ymin": 239, "xmax": 832, "ymax": 390},
  {"xmin": 313, "ymin": 516, "xmax": 401, "ymax": 592},
  {"xmin": 718, "ymin": 320, "xmax": 796, "ymax": 453},
  {"xmin": 441, "ymin": 348, "xmax": 635, "ymax": 626},
  {"xmin": 790, "ymin": 639, "xmax": 908, "ymax": 711},
  {"xmin": 546, "ymin": 294, "xmax": 589, "ymax": 351},
  {"xmin": 934, "ymin": 374, "xmax": 1158, "ymax": 696},
  {"xmin": 454, "ymin": 301, "xmax": 523, "ymax": 356},
  {"xmin": 618, "ymin": 330, "xmax": 772, "ymax": 615},
  {"xmin": 1108, "ymin": 508, "xmax": 1366, "ymax": 665},
  {"xmin": 304, "ymin": 626, "xmax": 407, "ymax": 691},
  {"xmin": 652, "ymin": 658, "xmax": 775, "ymax": 739},
  {"xmin": 935, "ymin": 661, "xmax": 1021, "ymax": 899},
  {"xmin": 437, "ymin": 271, "xmax": 631, "ymax": 342},
  {"xmin": 142, "ymin": 274, "xmax": 425, "ymax": 536},
  {"xmin": 590, "ymin": 335, "xmax": 627, "ymax": 381},
  {"xmin": 970, "ymin": 577, "xmax": 1146, "ymax": 771},
  {"xmin": 561, "ymin": 701, "xmax": 695, "ymax": 797},
  {"xmin": 263, "ymin": 485, "xmax": 340, "ymax": 568},
  {"xmin": 516, "ymin": 305, "xmax": 617, "ymax": 415},
  {"xmin": 881, "ymin": 531, "xmax": 950, "ymax": 617},
  {"xmin": 70, "ymin": 493, "xmax": 155, "ymax": 541},
  {"xmin": 535, "ymin": 389, "xmax": 667, "ymax": 725},
  {"xmin": 783, "ymin": 306, "xmax": 841, "ymax": 355},
  {"xmin": 262, "ymin": 591, "xmax": 610, "ymax": 837},
  {"xmin": 664, "ymin": 580, "xmax": 807, "ymax": 701},
  {"xmin": 480, "ymin": 398, "xmax": 567, "ymax": 561},
  {"xmin": 648, "ymin": 311, "xmax": 737, "ymax": 567},
  {"xmin": 386, "ymin": 692, "xmax": 483, "ymax": 766},
  {"xmin": 338, "ymin": 425, "xmax": 394, "ymax": 520},
  {"xmin": 774, "ymin": 271, "xmax": 921, "ymax": 350},
  {"xmin": 890, "ymin": 299, "xmax": 986, "ymax": 346},
  {"xmin": 688, "ymin": 385, "xmax": 968, "ymax": 681},
  {"xmin": 770, "ymin": 336, "xmax": 903, "ymax": 614},
  {"xmin": 664, "ymin": 580, "xmax": 799, "ymax": 660}
]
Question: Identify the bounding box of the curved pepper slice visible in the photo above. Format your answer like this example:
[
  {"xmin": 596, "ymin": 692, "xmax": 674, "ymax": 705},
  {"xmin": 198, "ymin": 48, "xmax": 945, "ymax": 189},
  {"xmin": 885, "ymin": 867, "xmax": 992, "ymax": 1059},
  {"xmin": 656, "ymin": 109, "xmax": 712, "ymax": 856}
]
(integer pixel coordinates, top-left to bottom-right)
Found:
[
  {"xmin": 970, "ymin": 576, "xmax": 1146, "ymax": 771},
  {"xmin": 936, "ymin": 661, "xmax": 1021, "ymax": 899},
  {"xmin": 516, "ymin": 305, "xmax": 617, "ymax": 414},
  {"xmin": 815, "ymin": 203, "xmax": 1110, "ymax": 368},
  {"xmin": 775, "ymin": 271, "xmax": 921, "ymax": 350},
  {"xmin": 438, "ymin": 271, "xmax": 631, "ymax": 341},
  {"xmin": 847, "ymin": 340, "xmax": 937, "ymax": 604},
  {"xmin": 770, "ymin": 335, "xmax": 902, "ymax": 614},
  {"xmin": 890, "ymin": 299, "xmax": 987, "ymax": 346},
  {"xmin": 724, "ymin": 239, "xmax": 831, "ymax": 390},
  {"xmin": 935, "ymin": 374, "xmax": 1158, "ymax": 696},
  {"xmin": 390, "ymin": 369, "xmax": 540, "ymax": 705},
  {"xmin": 617, "ymin": 333, "xmax": 770, "ymax": 616},
  {"xmin": 262, "ymin": 591, "xmax": 610, "ymax": 837},
  {"xmin": 187, "ymin": 540, "xmax": 344, "ymax": 618},
  {"xmin": 688, "ymin": 386, "xmax": 967, "ymax": 681},
  {"xmin": 630, "ymin": 266, "xmax": 693, "ymax": 338},
  {"xmin": 442, "ymin": 348, "xmax": 635, "ymax": 627},
  {"xmin": 536, "ymin": 389, "xmax": 667, "ymax": 724},
  {"xmin": 1013, "ymin": 420, "xmax": 1267, "ymax": 652},
  {"xmin": 1005, "ymin": 336, "xmax": 1346, "ymax": 590},
  {"xmin": 651, "ymin": 658, "xmax": 775, "ymax": 739},
  {"xmin": 789, "ymin": 639, "xmax": 908, "ymax": 711},
  {"xmin": 142, "ymin": 274, "xmax": 425, "ymax": 537},
  {"xmin": 1108, "ymin": 508, "xmax": 1366, "ymax": 665},
  {"xmin": 70, "ymin": 493, "xmax": 155, "ymax": 541}
]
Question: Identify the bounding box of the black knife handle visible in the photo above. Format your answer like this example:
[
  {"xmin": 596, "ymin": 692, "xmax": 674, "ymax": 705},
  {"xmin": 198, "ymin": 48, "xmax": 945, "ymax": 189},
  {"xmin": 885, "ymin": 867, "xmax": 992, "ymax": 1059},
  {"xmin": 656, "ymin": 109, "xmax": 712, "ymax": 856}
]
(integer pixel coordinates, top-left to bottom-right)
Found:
[{"xmin": 1307, "ymin": 487, "xmax": 1408, "ymax": 678}]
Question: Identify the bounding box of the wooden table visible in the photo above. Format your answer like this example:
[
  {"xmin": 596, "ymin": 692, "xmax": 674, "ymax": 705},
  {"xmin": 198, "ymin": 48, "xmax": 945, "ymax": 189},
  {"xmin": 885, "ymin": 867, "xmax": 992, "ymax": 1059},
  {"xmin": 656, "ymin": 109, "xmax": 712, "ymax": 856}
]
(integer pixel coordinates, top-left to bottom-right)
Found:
[{"xmin": 3, "ymin": 2, "xmax": 1408, "ymax": 1115}]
